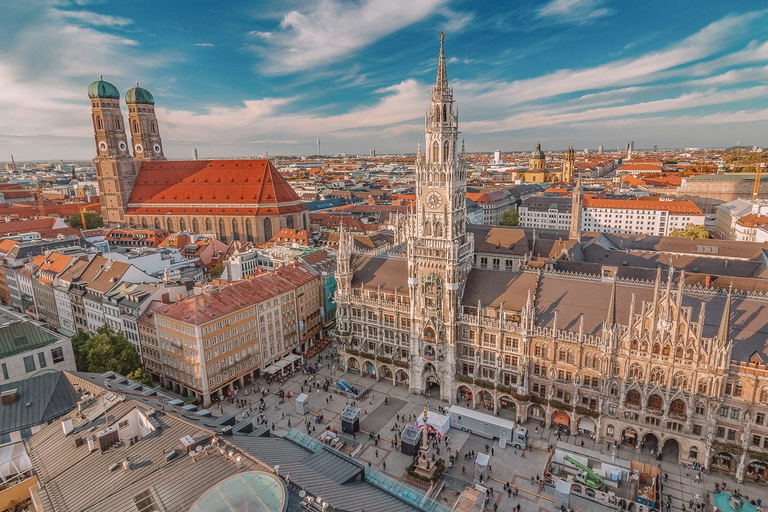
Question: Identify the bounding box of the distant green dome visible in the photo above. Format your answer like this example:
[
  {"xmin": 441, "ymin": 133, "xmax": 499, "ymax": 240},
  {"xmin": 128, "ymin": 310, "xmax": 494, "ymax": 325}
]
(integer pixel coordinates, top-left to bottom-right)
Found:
[
  {"xmin": 87, "ymin": 77, "xmax": 120, "ymax": 100},
  {"xmin": 532, "ymin": 141, "xmax": 545, "ymax": 159},
  {"xmin": 125, "ymin": 83, "xmax": 154, "ymax": 105}
]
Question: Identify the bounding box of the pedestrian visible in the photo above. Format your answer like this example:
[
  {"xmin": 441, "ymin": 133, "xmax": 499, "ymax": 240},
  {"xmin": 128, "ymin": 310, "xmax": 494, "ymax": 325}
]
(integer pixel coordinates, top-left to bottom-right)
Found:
[
  {"xmin": 664, "ymin": 472, "xmax": 668, "ymax": 482},
  {"xmin": 383, "ymin": 461, "xmax": 386, "ymax": 470},
  {"xmin": 491, "ymin": 447, "xmax": 495, "ymax": 456},
  {"xmin": 489, "ymin": 464, "xmax": 492, "ymax": 473},
  {"xmin": 375, "ymin": 449, "xmax": 379, "ymax": 458},
  {"xmin": 462, "ymin": 465, "xmax": 466, "ymax": 474},
  {"xmin": 521, "ymin": 450, "xmax": 526, "ymax": 458},
  {"xmin": 581, "ymin": 440, "xmax": 584, "ymax": 448}
]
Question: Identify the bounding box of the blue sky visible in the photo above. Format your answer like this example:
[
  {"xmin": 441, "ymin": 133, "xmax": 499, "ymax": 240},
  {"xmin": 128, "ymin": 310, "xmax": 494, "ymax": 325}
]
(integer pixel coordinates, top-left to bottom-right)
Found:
[{"xmin": 2, "ymin": 0, "xmax": 768, "ymax": 160}]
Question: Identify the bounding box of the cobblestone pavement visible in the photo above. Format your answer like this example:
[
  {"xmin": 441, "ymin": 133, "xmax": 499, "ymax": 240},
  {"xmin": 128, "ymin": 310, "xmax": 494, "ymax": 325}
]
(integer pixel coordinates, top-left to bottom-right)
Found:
[{"xmin": 184, "ymin": 345, "xmax": 766, "ymax": 511}]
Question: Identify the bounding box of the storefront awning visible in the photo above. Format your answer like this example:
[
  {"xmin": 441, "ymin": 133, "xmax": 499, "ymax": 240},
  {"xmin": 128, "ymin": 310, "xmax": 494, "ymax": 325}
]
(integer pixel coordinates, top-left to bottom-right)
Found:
[{"xmin": 553, "ymin": 411, "xmax": 570, "ymax": 426}]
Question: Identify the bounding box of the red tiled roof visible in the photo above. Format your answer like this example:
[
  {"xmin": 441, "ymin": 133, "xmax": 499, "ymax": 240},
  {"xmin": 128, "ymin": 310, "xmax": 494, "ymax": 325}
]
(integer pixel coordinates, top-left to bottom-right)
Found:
[
  {"xmin": 269, "ymin": 228, "xmax": 310, "ymax": 246},
  {"xmin": 736, "ymin": 213, "xmax": 768, "ymax": 228},
  {"xmin": 126, "ymin": 159, "xmax": 306, "ymax": 216},
  {"xmin": 0, "ymin": 216, "xmax": 79, "ymax": 238},
  {"xmin": 156, "ymin": 272, "xmax": 296, "ymax": 325},
  {"xmin": 583, "ymin": 197, "xmax": 703, "ymax": 214}
]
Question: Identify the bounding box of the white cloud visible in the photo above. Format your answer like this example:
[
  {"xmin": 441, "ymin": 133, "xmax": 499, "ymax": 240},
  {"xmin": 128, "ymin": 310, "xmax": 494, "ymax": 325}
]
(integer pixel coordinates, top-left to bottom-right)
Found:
[
  {"xmin": 194, "ymin": 43, "xmax": 214, "ymax": 47},
  {"xmin": 441, "ymin": 8, "xmax": 474, "ymax": 32},
  {"xmin": 253, "ymin": 0, "xmax": 448, "ymax": 73},
  {"xmin": 55, "ymin": 9, "xmax": 132, "ymax": 27},
  {"xmin": 537, "ymin": 0, "xmax": 612, "ymax": 23}
]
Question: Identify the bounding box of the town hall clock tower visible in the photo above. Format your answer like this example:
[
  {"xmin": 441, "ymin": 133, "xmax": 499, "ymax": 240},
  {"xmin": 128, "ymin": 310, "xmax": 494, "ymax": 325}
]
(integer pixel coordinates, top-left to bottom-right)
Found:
[{"xmin": 407, "ymin": 33, "xmax": 474, "ymax": 401}]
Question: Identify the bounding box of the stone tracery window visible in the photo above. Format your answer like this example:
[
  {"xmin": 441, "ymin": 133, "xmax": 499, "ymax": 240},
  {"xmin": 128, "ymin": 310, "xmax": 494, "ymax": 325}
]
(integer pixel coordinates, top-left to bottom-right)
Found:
[{"xmin": 650, "ymin": 367, "xmax": 665, "ymax": 385}]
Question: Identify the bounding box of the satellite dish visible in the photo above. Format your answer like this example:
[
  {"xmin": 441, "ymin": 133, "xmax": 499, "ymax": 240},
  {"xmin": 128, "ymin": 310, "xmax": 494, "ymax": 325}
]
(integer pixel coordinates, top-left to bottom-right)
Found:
[{"xmin": 299, "ymin": 490, "xmax": 307, "ymax": 498}]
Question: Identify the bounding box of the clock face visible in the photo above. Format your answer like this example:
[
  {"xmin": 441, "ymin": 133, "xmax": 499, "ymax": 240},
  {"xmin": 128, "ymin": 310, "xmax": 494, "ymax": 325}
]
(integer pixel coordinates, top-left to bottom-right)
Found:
[
  {"xmin": 98, "ymin": 141, "xmax": 107, "ymax": 152},
  {"xmin": 153, "ymin": 143, "xmax": 161, "ymax": 154},
  {"xmin": 426, "ymin": 192, "xmax": 442, "ymax": 209},
  {"xmin": 118, "ymin": 141, "xmax": 127, "ymax": 152},
  {"xmin": 135, "ymin": 144, "xmax": 143, "ymax": 153}
]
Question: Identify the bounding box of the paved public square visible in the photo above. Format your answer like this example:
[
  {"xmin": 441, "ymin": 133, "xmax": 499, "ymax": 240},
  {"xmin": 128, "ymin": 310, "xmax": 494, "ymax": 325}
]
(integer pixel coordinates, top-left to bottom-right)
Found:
[{"xmin": 172, "ymin": 343, "xmax": 767, "ymax": 512}]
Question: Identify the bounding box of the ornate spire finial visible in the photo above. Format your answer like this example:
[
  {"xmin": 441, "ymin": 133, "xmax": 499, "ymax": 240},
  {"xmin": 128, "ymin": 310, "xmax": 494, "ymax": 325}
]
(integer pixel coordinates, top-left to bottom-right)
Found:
[
  {"xmin": 436, "ymin": 32, "xmax": 448, "ymax": 91},
  {"xmin": 99, "ymin": 74, "xmax": 103, "ymax": 80},
  {"xmin": 136, "ymin": 81, "xmax": 140, "ymax": 86}
]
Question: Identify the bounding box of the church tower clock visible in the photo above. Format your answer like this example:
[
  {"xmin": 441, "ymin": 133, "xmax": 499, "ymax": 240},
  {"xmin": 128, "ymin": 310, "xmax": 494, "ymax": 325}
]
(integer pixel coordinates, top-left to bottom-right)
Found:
[
  {"xmin": 126, "ymin": 83, "xmax": 166, "ymax": 161},
  {"xmin": 407, "ymin": 33, "xmax": 474, "ymax": 402},
  {"xmin": 89, "ymin": 76, "xmax": 138, "ymax": 226}
]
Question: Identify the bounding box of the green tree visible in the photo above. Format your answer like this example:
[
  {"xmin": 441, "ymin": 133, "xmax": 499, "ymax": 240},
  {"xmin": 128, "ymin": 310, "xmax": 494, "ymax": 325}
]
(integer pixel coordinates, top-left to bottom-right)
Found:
[
  {"xmin": 68, "ymin": 211, "xmax": 103, "ymax": 229},
  {"xmin": 500, "ymin": 207, "xmax": 519, "ymax": 226},
  {"xmin": 72, "ymin": 325, "xmax": 151, "ymax": 384},
  {"xmin": 668, "ymin": 223, "xmax": 710, "ymax": 239},
  {"xmin": 208, "ymin": 259, "xmax": 226, "ymax": 280}
]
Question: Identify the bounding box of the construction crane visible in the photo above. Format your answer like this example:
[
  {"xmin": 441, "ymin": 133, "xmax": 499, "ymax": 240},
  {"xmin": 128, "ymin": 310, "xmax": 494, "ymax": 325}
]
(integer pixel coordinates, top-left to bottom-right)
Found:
[
  {"xmin": 754, "ymin": 163, "xmax": 766, "ymax": 200},
  {"xmin": 563, "ymin": 455, "xmax": 604, "ymax": 489},
  {"xmin": 78, "ymin": 202, "xmax": 101, "ymax": 229}
]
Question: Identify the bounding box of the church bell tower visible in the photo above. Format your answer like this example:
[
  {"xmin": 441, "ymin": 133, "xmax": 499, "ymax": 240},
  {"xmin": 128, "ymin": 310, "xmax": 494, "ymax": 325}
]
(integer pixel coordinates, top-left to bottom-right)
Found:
[
  {"xmin": 126, "ymin": 83, "xmax": 165, "ymax": 161},
  {"xmin": 89, "ymin": 76, "xmax": 137, "ymax": 226},
  {"xmin": 407, "ymin": 33, "xmax": 474, "ymax": 401}
]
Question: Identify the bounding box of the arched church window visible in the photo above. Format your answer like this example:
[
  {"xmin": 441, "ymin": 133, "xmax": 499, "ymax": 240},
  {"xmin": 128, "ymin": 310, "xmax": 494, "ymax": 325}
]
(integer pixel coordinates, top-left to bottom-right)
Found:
[
  {"xmin": 423, "ymin": 221, "xmax": 431, "ymax": 236},
  {"xmin": 133, "ymin": 121, "xmax": 139, "ymax": 133},
  {"xmin": 442, "ymin": 105, "xmax": 447, "ymax": 122},
  {"xmin": 151, "ymin": 123, "xmax": 156, "ymax": 134},
  {"xmin": 96, "ymin": 117, "xmax": 103, "ymax": 130},
  {"xmin": 432, "ymin": 142, "xmax": 439, "ymax": 162},
  {"xmin": 153, "ymin": 217, "xmax": 160, "ymax": 229},
  {"xmin": 218, "ymin": 218, "xmax": 227, "ymax": 241},
  {"xmin": 443, "ymin": 141, "xmax": 450, "ymax": 162},
  {"xmin": 179, "ymin": 218, "xmax": 186, "ymax": 232},
  {"xmin": 166, "ymin": 218, "xmax": 174, "ymax": 232},
  {"xmin": 232, "ymin": 218, "xmax": 240, "ymax": 241},
  {"xmin": 628, "ymin": 363, "xmax": 643, "ymax": 380},
  {"xmin": 115, "ymin": 118, "xmax": 120, "ymax": 130},
  {"xmin": 287, "ymin": 216, "xmax": 294, "ymax": 229},
  {"xmin": 674, "ymin": 346, "xmax": 683, "ymax": 358},
  {"xmin": 192, "ymin": 218, "xmax": 200, "ymax": 233},
  {"xmin": 434, "ymin": 222, "xmax": 443, "ymax": 237},
  {"xmin": 140, "ymin": 217, "xmax": 147, "ymax": 229},
  {"xmin": 245, "ymin": 219, "xmax": 253, "ymax": 242},
  {"xmin": 650, "ymin": 367, "xmax": 665, "ymax": 385},
  {"xmin": 263, "ymin": 218, "xmax": 272, "ymax": 241},
  {"xmin": 205, "ymin": 218, "xmax": 212, "ymax": 232}
]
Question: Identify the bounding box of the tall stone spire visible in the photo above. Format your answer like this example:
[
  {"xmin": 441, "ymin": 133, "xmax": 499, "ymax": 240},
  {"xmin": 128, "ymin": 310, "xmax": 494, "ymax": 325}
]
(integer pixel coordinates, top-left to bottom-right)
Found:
[{"xmin": 435, "ymin": 32, "xmax": 448, "ymax": 97}]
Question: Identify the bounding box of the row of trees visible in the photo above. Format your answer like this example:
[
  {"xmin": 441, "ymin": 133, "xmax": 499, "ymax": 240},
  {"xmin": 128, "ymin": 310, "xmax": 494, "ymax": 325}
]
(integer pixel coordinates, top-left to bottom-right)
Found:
[{"xmin": 71, "ymin": 325, "xmax": 152, "ymax": 385}]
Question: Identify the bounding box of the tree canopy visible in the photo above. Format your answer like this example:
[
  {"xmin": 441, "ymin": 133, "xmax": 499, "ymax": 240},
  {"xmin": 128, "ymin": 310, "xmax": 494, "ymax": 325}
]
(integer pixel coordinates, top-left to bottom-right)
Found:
[
  {"xmin": 68, "ymin": 211, "xmax": 103, "ymax": 230},
  {"xmin": 71, "ymin": 325, "xmax": 152, "ymax": 385},
  {"xmin": 668, "ymin": 223, "xmax": 710, "ymax": 239},
  {"xmin": 500, "ymin": 207, "xmax": 519, "ymax": 226}
]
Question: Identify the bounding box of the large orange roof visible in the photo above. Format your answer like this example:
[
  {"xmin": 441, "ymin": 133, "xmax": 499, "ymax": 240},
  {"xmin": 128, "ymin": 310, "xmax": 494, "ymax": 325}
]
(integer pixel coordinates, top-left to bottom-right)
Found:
[
  {"xmin": 583, "ymin": 197, "xmax": 702, "ymax": 214},
  {"xmin": 126, "ymin": 159, "xmax": 306, "ymax": 216}
]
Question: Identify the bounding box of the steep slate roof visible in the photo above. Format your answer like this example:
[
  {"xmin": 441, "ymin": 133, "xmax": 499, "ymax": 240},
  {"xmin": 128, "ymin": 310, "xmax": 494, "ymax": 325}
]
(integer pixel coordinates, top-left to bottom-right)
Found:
[
  {"xmin": 0, "ymin": 371, "xmax": 80, "ymax": 435},
  {"xmin": 126, "ymin": 159, "xmax": 307, "ymax": 216},
  {"xmin": 0, "ymin": 308, "xmax": 62, "ymax": 358},
  {"xmin": 469, "ymin": 225, "xmax": 529, "ymax": 256},
  {"xmin": 350, "ymin": 255, "xmax": 408, "ymax": 292},
  {"xmin": 229, "ymin": 434, "xmax": 418, "ymax": 512},
  {"xmin": 463, "ymin": 269, "xmax": 538, "ymax": 310}
]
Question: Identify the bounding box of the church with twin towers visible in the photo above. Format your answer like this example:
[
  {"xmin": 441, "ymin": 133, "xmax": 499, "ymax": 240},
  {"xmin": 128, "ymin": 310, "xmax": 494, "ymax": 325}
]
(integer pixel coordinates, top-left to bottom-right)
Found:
[
  {"xmin": 334, "ymin": 33, "xmax": 768, "ymax": 483},
  {"xmin": 87, "ymin": 77, "xmax": 308, "ymax": 243}
]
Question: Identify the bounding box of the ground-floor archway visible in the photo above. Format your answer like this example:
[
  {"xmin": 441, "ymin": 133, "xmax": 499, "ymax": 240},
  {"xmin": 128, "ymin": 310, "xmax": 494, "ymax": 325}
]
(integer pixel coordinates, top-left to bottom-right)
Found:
[
  {"xmin": 621, "ymin": 427, "xmax": 638, "ymax": 447},
  {"xmin": 642, "ymin": 432, "xmax": 659, "ymax": 453},
  {"xmin": 577, "ymin": 416, "xmax": 596, "ymax": 435},
  {"xmin": 394, "ymin": 368, "xmax": 409, "ymax": 387},
  {"xmin": 425, "ymin": 376, "xmax": 440, "ymax": 398},
  {"xmin": 528, "ymin": 404, "xmax": 546, "ymax": 421},
  {"xmin": 479, "ymin": 390, "xmax": 494, "ymax": 412},
  {"xmin": 457, "ymin": 385, "xmax": 473, "ymax": 407},
  {"xmin": 498, "ymin": 396, "xmax": 517, "ymax": 421},
  {"xmin": 362, "ymin": 360, "xmax": 376, "ymax": 378},
  {"xmin": 552, "ymin": 410, "xmax": 571, "ymax": 434},
  {"xmin": 662, "ymin": 437, "xmax": 680, "ymax": 463},
  {"xmin": 710, "ymin": 452, "xmax": 735, "ymax": 473},
  {"xmin": 346, "ymin": 356, "xmax": 360, "ymax": 373},
  {"xmin": 378, "ymin": 364, "xmax": 393, "ymax": 381},
  {"xmin": 746, "ymin": 460, "xmax": 768, "ymax": 481}
]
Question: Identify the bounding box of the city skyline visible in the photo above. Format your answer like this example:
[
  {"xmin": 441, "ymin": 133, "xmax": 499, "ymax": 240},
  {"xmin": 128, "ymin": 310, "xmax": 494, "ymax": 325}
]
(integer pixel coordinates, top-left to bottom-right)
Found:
[{"xmin": 3, "ymin": 1, "xmax": 768, "ymax": 160}]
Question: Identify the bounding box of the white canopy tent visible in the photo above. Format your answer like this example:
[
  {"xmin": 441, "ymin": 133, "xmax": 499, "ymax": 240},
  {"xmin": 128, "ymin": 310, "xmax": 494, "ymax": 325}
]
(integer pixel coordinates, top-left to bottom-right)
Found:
[{"xmin": 414, "ymin": 411, "xmax": 450, "ymax": 437}]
